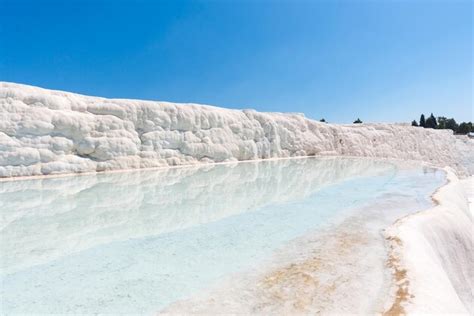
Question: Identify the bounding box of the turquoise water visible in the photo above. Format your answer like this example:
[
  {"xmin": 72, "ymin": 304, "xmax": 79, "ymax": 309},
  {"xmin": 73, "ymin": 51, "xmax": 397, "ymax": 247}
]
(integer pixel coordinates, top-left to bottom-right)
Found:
[{"xmin": 0, "ymin": 158, "xmax": 445, "ymax": 314}]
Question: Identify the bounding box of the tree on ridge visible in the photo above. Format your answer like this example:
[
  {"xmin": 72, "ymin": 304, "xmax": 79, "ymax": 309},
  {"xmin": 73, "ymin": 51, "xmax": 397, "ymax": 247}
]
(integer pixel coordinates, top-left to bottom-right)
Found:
[
  {"xmin": 425, "ymin": 113, "xmax": 437, "ymax": 129},
  {"xmin": 419, "ymin": 114, "xmax": 426, "ymax": 127}
]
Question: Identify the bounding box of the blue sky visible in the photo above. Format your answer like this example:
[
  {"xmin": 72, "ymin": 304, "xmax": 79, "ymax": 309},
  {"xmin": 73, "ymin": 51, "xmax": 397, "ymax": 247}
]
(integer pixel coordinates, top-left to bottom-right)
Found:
[{"xmin": 0, "ymin": 0, "xmax": 472, "ymax": 123}]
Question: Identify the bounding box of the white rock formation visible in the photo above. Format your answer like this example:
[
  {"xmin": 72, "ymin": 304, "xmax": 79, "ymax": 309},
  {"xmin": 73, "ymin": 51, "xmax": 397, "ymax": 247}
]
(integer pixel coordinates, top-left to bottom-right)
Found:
[
  {"xmin": 1, "ymin": 82, "xmax": 472, "ymax": 178},
  {"xmin": 385, "ymin": 170, "xmax": 473, "ymax": 314}
]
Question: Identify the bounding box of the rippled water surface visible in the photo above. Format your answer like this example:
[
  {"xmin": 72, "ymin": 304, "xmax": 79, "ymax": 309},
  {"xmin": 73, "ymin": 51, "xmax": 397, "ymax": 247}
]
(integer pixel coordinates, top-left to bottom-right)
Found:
[{"xmin": 0, "ymin": 157, "xmax": 445, "ymax": 314}]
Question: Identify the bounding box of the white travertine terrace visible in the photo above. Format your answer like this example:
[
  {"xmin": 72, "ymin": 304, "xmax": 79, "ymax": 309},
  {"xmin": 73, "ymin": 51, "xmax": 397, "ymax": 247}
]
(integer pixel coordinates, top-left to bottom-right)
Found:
[
  {"xmin": 0, "ymin": 82, "xmax": 473, "ymax": 314},
  {"xmin": 1, "ymin": 82, "xmax": 472, "ymax": 178},
  {"xmin": 385, "ymin": 170, "xmax": 473, "ymax": 314}
]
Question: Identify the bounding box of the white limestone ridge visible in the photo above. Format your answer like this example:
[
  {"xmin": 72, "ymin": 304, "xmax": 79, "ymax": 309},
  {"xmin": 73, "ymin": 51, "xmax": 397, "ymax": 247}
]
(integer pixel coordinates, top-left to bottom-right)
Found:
[
  {"xmin": 385, "ymin": 170, "xmax": 473, "ymax": 314},
  {"xmin": 0, "ymin": 81, "xmax": 472, "ymax": 178}
]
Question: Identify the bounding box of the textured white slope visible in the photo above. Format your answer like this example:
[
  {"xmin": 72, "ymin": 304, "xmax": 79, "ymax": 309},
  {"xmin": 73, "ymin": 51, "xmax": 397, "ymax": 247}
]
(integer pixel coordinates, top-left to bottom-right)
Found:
[
  {"xmin": 1, "ymin": 82, "xmax": 472, "ymax": 178},
  {"xmin": 385, "ymin": 170, "xmax": 473, "ymax": 314}
]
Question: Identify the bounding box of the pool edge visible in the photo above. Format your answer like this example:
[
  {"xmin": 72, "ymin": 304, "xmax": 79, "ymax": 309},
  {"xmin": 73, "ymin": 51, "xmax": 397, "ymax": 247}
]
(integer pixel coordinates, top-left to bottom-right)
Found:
[{"xmin": 384, "ymin": 168, "xmax": 473, "ymax": 315}]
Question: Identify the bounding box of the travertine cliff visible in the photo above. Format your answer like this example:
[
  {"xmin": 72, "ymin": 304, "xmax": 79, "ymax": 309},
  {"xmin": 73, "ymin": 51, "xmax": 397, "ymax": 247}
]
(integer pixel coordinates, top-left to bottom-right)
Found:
[{"xmin": 1, "ymin": 82, "xmax": 472, "ymax": 177}]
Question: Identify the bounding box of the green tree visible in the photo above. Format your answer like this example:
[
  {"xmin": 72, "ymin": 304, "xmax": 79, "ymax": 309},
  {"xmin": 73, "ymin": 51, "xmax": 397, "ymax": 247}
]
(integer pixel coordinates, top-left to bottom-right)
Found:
[
  {"xmin": 444, "ymin": 118, "xmax": 458, "ymax": 132},
  {"xmin": 436, "ymin": 117, "xmax": 447, "ymax": 129},
  {"xmin": 320, "ymin": 118, "xmax": 326, "ymax": 123},
  {"xmin": 353, "ymin": 118, "xmax": 362, "ymax": 124},
  {"xmin": 457, "ymin": 122, "xmax": 471, "ymax": 134},
  {"xmin": 411, "ymin": 120, "xmax": 418, "ymax": 126},
  {"xmin": 425, "ymin": 113, "xmax": 437, "ymax": 129},
  {"xmin": 419, "ymin": 114, "xmax": 426, "ymax": 127}
]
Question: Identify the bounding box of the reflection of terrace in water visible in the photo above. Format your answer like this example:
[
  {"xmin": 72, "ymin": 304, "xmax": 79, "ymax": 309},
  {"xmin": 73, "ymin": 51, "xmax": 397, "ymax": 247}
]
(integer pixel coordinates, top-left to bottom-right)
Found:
[
  {"xmin": 0, "ymin": 157, "xmax": 445, "ymax": 314},
  {"xmin": 0, "ymin": 157, "xmax": 393, "ymax": 273}
]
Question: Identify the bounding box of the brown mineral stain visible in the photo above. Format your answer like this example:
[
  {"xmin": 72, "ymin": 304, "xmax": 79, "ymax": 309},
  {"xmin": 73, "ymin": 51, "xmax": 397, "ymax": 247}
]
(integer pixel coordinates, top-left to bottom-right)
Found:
[
  {"xmin": 257, "ymin": 230, "xmax": 368, "ymax": 312},
  {"xmin": 384, "ymin": 236, "xmax": 413, "ymax": 316}
]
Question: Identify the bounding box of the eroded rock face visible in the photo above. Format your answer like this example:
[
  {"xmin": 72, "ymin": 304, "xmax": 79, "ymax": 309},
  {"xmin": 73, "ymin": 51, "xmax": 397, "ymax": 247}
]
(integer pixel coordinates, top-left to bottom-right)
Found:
[{"xmin": 1, "ymin": 82, "xmax": 472, "ymax": 177}]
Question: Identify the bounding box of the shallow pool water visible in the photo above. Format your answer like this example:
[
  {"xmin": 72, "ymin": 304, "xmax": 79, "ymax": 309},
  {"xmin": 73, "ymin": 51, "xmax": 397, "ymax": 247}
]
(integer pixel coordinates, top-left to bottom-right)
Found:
[{"xmin": 0, "ymin": 157, "xmax": 445, "ymax": 314}]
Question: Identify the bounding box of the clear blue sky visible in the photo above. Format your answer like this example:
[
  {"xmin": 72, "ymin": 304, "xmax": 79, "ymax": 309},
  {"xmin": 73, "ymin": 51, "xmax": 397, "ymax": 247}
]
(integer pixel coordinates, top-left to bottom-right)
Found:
[{"xmin": 0, "ymin": 0, "xmax": 472, "ymax": 123}]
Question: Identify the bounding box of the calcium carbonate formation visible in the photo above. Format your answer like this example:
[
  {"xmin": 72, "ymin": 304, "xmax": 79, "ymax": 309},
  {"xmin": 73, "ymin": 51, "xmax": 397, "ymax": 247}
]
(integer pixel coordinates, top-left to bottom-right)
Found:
[{"xmin": 0, "ymin": 82, "xmax": 472, "ymax": 177}]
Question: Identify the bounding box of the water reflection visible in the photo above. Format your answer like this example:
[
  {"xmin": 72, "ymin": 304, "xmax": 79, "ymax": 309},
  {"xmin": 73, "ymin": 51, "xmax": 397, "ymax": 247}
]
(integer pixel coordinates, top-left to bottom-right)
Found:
[
  {"xmin": 0, "ymin": 158, "xmax": 394, "ymax": 274},
  {"xmin": 0, "ymin": 158, "xmax": 445, "ymax": 314}
]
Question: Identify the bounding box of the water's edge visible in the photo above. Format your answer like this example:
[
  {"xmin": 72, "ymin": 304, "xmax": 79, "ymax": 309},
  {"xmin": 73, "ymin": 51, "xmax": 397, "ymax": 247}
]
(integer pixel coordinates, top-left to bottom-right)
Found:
[
  {"xmin": 384, "ymin": 169, "xmax": 473, "ymax": 314},
  {"xmin": 0, "ymin": 154, "xmax": 447, "ymax": 183}
]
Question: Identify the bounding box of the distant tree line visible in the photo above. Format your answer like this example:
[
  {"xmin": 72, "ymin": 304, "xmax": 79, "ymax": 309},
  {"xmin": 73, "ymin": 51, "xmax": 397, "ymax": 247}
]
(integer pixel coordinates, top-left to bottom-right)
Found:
[{"xmin": 411, "ymin": 113, "xmax": 472, "ymax": 134}]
